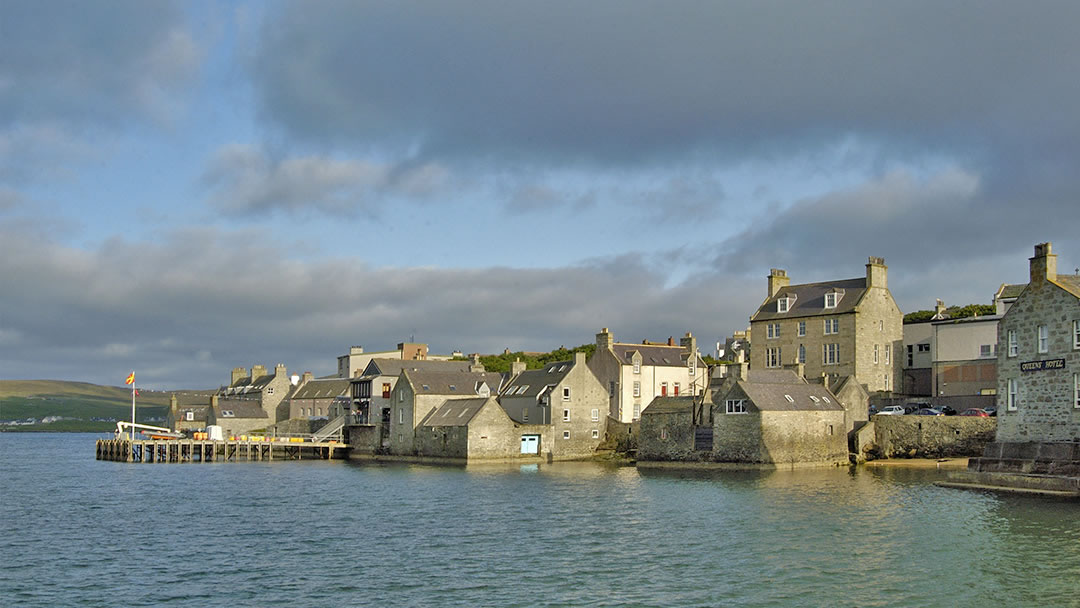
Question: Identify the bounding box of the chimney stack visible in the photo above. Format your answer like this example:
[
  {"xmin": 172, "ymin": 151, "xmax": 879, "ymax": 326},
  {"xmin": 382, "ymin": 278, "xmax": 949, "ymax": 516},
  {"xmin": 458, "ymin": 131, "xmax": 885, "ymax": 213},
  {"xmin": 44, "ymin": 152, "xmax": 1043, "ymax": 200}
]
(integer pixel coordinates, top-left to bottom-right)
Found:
[
  {"xmin": 596, "ymin": 327, "xmax": 614, "ymax": 350},
  {"xmin": 251, "ymin": 364, "xmax": 267, "ymax": 379},
  {"xmin": 768, "ymin": 269, "xmax": 790, "ymax": 298},
  {"xmin": 1030, "ymin": 242, "xmax": 1057, "ymax": 285},
  {"xmin": 680, "ymin": 331, "xmax": 697, "ymax": 356},
  {"xmin": 866, "ymin": 256, "xmax": 888, "ymax": 289},
  {"xmin": 511, "ymin": 358, "xmax": 526, "ymax": 378},
  {"xmin": 574, "ymin": 351, "xmax": 587, "ymax": 366},
  {"xmin": 231, "ymin": 367, "xmax": 247, "ymax": 385}
]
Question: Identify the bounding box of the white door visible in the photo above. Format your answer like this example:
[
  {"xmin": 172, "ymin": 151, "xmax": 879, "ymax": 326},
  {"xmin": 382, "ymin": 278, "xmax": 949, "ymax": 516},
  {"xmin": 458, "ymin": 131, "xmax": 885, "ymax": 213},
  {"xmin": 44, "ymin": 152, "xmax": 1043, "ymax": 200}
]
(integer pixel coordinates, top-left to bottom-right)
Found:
[{"xmin": 520, "ymin": 435, "xmax": 539, "ymax": 454}]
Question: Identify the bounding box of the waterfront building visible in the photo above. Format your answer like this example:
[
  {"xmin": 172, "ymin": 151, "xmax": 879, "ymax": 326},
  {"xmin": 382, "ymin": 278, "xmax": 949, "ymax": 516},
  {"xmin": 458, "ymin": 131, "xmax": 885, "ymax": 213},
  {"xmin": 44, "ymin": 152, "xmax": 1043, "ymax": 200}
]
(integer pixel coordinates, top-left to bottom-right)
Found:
[
  {"xmin": 588, "ymin": 328, "xmax": 708, "ymax": 423},
  {"xmin": 336, "ymin": 342, "xmax": 432, "ymax": 379},
  {"xmin": 994, "ymin": 242, "xmax": 1080, "ymax": 442},
  {"xmin": 165, "ymin": 394, "xmax": 209, "ymax": 433},
  {"xmin": 349, "ymin": 357, "xmax": 477, "ymax": 429},
  {"xmin": 387, "ymin": 368, "xmax": 504, "ymax": 455},
  {"xmin": 497, "ymin": 352, "xmax": 609, "ymax": 459},
  {"xmin": 206, "ymin": 398, "xmax": 270, "ymax": 438},
  {"xmin": 219, "ymin": 363, "xmax": 293, "ymax": 424},
  {"xmin": 286, "ymin": 375, "xmax": 351, "ymax": 420},
  {"xmin": 749, "ymin": 257, "xmax": 902, "ymax": 394}
]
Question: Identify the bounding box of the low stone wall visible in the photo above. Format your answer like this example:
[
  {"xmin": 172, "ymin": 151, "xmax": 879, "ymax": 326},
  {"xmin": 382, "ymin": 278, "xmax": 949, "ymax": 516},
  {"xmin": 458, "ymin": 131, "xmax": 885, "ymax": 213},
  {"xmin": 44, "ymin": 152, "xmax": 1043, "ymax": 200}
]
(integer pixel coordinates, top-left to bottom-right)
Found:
[
  {"xmin": 871, "ymin": 415, "xmax": 996, "ymax": 458},
  {"xmin": 345, "ymin": 424, "xmax": 382, "ymax": 456},
  {"xmin": 970, "ymin": 441, "xmax": 1080, "ymax": 476}
]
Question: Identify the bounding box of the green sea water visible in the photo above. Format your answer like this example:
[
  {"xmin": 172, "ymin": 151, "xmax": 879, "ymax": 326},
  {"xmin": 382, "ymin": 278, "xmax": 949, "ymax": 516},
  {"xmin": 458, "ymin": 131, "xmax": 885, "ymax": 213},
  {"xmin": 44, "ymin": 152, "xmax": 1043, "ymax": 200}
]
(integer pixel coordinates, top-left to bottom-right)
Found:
[{"xmin": 1, "ymin": 433, "xmax": 1077, "ymax": 607}]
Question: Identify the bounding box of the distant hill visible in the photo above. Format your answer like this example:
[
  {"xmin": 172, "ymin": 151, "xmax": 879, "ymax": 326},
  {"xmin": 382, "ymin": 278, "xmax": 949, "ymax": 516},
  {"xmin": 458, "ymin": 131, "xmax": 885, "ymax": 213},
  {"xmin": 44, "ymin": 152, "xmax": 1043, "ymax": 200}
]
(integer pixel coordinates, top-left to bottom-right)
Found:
[{"xmin": 0, "ymin": 379, "xmax": 212, "ymax": 432}]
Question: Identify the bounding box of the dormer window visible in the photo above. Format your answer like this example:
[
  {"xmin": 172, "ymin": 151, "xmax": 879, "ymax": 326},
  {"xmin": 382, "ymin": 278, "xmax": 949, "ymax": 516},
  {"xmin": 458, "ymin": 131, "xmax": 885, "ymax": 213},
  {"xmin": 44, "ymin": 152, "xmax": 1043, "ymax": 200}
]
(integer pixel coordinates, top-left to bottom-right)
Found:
[
  {"xmin": 777, "ymin": 294, "xmax": 796, "ymax": 313},
  {"xmin": 824, "ymin": 290, "xmax": 843, "ymax": 309}
]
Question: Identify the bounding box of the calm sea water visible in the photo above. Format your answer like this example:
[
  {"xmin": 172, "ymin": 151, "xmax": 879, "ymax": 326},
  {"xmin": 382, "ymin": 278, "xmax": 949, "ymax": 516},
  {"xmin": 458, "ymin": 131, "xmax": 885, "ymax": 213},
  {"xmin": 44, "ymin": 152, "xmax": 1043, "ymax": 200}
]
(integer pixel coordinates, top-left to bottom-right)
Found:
[{"xmin": 1, "ymin": 433, "xmax": 1078, "ymax": 607}]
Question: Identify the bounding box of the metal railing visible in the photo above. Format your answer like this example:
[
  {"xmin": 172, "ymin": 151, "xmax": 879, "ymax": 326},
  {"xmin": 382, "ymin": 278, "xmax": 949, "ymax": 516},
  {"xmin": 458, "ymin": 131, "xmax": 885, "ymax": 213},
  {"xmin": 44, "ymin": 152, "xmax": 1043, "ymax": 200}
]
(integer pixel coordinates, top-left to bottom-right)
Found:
[{"xmin": 310, "ymin": 415, "xmax": 346, "ymax": 443}]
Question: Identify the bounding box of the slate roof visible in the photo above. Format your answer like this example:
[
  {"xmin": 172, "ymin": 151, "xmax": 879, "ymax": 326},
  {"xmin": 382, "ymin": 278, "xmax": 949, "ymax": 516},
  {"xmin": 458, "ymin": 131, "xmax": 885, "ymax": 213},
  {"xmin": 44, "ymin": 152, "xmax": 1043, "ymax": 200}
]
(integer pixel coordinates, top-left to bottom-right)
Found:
[
  {"xmin": 611, "ymin": 343, "xmax": 695, "ymax": 368},
  {"xmin": 995, "ymin": 283, "xmax": 1027, "ymax": 300},
  {"xmin": 641, "ymin": 396, "xmax": 696, "ymax": 416},
  {"xmin": 751, "ymin": 277, "xmax": 867, "ymax": 321},
  {"xmin": 1055, "ymin": 275, "xmax": 1080, "ymax": 299},
  {"xmin": 223, "ymin": 374, "xmax": 274, "ymax": 395},
  {"xmin": 402, "ymin": 370, "xmax": 503, "ymax": 396},
  {"xmin": 735, "ymin": 380, "xmax": 844, "ymax": 412},
  {"xmin": 746, "ymin": 369, "xmax": 804, "ymax": 384},
  {"xmin": 501, "ymin": 360, "xmax": 573, "ymax": 398},
  {"xmin": 176, "ymin": 405, "xmax": 209, "ymax": 421},
  {"xmin": 361, "ymin": 358, "xmax": 473, "ymax": 378},
  {"xmin": 291, "ymin": 378, "xmax": 351, "ymax": 400},
  {"xmin": 419, "ymin": 398, "xmax": 490, "ymax": 427},
  {"xmin": 212, "ymin": 401, "xmax": 269, "ymax": 419}
]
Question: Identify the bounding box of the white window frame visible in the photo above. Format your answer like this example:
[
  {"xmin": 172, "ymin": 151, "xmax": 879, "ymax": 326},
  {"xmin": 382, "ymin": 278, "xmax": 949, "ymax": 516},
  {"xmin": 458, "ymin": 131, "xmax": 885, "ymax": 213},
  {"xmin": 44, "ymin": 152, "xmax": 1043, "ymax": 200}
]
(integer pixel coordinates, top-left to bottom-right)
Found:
[
  {"xmin": 797, "ymin": 321, "xmax": 806, "ymax": 337},
  {"xmin": 633, "ymin": 381, "xmax": 641, "ymax": 397},
  {"xmin": 874, "ymin": 344, "xmax": 879, "ymax": 364},
  {"xmin": 1008, "ymin": 330, "xmax": 1017, "ymax": 357},
  {"xmin": 562, "ymin": 386, "xmax": 571, "ymax": 401},
  {"xmin": 726, "ymin": 399, "xmax": 747, "ymax": 414},
  {"xmin": 823, "ymin": 343, "xmax": 839, "ymax": 365},
  {"xmin": 592, "ymin": 429, "xmax": 600, "ymax": 439},
  {"xmin": 797, "ymin": 344, "xmax": 806, "ymax": 364},
  {"xmin": 777, "ymin": 298, "xmax": 789, "ymax": 313},
  {"xmin": 884, "ymin": 345, "xmax": 890, "ymax": 365},
  {"xmin": 1074, "ymin": 373, "xmax": 1080, "ymax": 409},
  {"xmin": 688, "ymin": 358, "xmax": 696, "ymax": 376},
  {"xmin": 824, "ymin": 318, "xmax": 839, "ymax": 335},
  {"xmin": 766, "ymin": 347, "xmax": 781, "ymax": 368},
  {"xmin": 1073, "ymin": 320, "xmax": 1080, "ymax": 350},
  {"xmin": 673, "ymin": 382, "xmax": 680, "ymax": 396},
  {"xmin": 633, "ymin": 403, "xmax": 641, "ymax": 420},
  {"xmin": 562, "ymin": 409, "xmax": 570, "ymax": 422},
  {"xmin": 563, "ymin": 431, "xmax": 570, "ymax": 440},
  {"xmin": 825, "ymin": 292, "xmax": 838, "ymax": 308},
  {"xmin": 980, "ymin": 344, "xmax": 993, "ymax": 358},
  {"xmin": 767, "ymin": 323, "xmax": 780, "ymax": 339},
  {"xmin": 633, "ymin": 360, "xmax": 641, "ymax": 374},
  {"xmin": 591, "ymin": 408, "xmax": 599, "ymax": 422},
  {"xmin": 1007, "ymin": 378, "xmax": 1018, "ymax": 411},
  {"xmin": 398, "ymin": 408, "xmax": 404, "ymax": 424},
  {"xmin": 1037, "ymin": 325, "xmax": 1048, "ymax": 353}
]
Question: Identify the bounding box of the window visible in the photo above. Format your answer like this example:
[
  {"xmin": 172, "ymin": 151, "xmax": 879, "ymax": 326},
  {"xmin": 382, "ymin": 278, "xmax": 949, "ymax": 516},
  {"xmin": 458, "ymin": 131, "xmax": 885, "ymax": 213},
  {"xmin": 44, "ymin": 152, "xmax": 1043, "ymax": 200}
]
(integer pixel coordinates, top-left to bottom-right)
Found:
[
  {"xmin": 1038, "ymin": 325, "xmax": 1048, "ymax": 353},
  {"xmin": 633, "ymin": 403, "xmax": 641, "ymax": 420},
  {"xmin": 825, "ymin": 292, "xmax": 838, "ymax": 308},
  {"xmin": 563, "ymin": 409, "xmax": 570, "ymax": 422},
  {"xmin": 907, "ymin": 345, "xmax": 913, "ymax": 367},
  {"xmin": 980, "ymin": 344, "xmax": 993, "ymax": 358},
  {"xmin": 726, "ymin": 399, "xmax": 746, "ymax": 414},
  {"xmin": 185, "ymin": 411, "xmax": 194, "ymax": 421},
  {"xmin": 824, "ymin": 318, "xmax": 839, "ymax": 335},
  {"xmin": 563, "ymin": 431, "xmax": 570, "ymax": 439},
  {"xmin": 784, "ymin": 394, "xmax": 794, "ymax": 403},
  {"xmin": 798, "ymin": 344, "xmax": 806, "ymax": 364},
  {"xmin": 798, "ymin": 321, "xmax": 806, "ymax": 337},
  {"xmin": 398, "ymin": 408, "xmax": 404, "ymax": 424},
  {"xmin": 1074, "ymin": 320, "xmax": 1080, "ymax": 349},
  {"xmin": 874, "ymin": 344, "xmax": 879, "ymax": 364},
  {"xmin": 879, "ymin": 320, "xmax": 884, "ymax": 332},
  {"xmin": 660, "ymin": 382, "xmax": 668, "ymax": 396},
  {"xmin": 382, "ymin": 383, "xmax": 391, "ymax": 399},
  {"xmin": 766, "ymin": 347, "xmax": 781, "ymax": 368},
  {"xmin": 1007, "ymin": 378, "xmax": 1018, "ymax": 411},
  {"xmin": 1008, "ymin": 330, "xmax": 1017, "ymax": 357},
  {"xmin": 267, "ymin": 387, "xmax": 274, "ymax": 395},
  {"xmin": 884, "ymin": 346, "xmax": 890, "ymax": 365},
  {"xmin": 1074, "ymin": 373, "xmax": 1080, "ymax": 409},
  {"xmin": 562, "ymin": 386, "xmax": 571, "ymax": 401},
  {"xmin": 918, "ymin": 343, "xmax": 930, "ymax": 353},
  {"xmin": 689, "ymin": 358, "xmax": 696, "ymax": 376},
  {"xmin": 823, "ymin": 344, "xmax": 839, "ymax": 365},
  {"xmin": 660, "ymin": 428, "xmax": 668, "ymax": 440},
  {"xmin": 633, "ymin": 381, "xmax": 641, "ymax": 397},
  {"xmin": 591, "ymin": 408, "xmax": 599, "ymax": 421},
  {"xmin": 592, "ymin": 429, "xmax": 599, "ymax": 439},
  {"xmin": 884, "ymin": 374, "xmax": 890, "ymax": 391},
  {"xmin": 674, "ymin": 382, "xmax": 680, "ymax": 396},
  {"xmin": 777, "ymin": 298, "xmax": 788, "ymax": 313},
  {"xmin": 633, "ymin": 360, "xmax": 641, "ymax": 374},
  {"xmin": 767, "ymin": 323, "xmax": 781, "ymax": 339},
  {"xmin": 609, "ymin": 381, "xmax": 615, "ymax": 397},
  {"xmin": 522, "ymin": 408, "xmax": 529, "ymax": 422},
  {"xmin": 398, "ymin": 389, "xmax": 404, "ymax": 402}
]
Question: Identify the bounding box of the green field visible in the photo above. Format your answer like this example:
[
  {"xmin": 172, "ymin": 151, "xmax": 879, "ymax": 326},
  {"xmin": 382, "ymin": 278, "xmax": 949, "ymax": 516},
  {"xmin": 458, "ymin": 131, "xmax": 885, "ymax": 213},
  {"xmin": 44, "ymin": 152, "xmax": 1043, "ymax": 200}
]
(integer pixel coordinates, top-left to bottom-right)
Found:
[{"xmin": 0, "ymin": 380, "xmax": 206, "ymax": 432}]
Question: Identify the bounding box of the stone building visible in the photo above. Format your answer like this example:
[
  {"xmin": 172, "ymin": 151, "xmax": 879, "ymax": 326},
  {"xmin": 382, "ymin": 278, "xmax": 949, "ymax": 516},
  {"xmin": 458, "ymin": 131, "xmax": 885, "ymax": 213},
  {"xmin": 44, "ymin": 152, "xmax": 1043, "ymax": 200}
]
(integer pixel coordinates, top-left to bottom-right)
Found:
[
  {"xmin": 387, "ymin": 368, "xmax": 504, "ymax": 455},
  {"xmin": 218, "ymin": 363, "xmax": 293, "ymax": 425},
  {"xmin": 749, "ymin": 257, "xmax": 902, "ymax": 394},
  {"xmin": 350, "ymin": 358, "xmax": 477, "ymax": 429},
  {"xmin": 206, "ymin": 399, "xmax": 270, "ymax": 438},
  {"xmin": 287, "ymin": 376, "xmax": 351, "ymax": 420},
  {"xmin": 637, "ymin": 396, "xmax": 700, "ymax": 461},
  {"xmin": 498, "ymin": 352, "xmax": 608, "ymax": 459},
  {"xmin": 588, "ymin": 328, "xmax": 708, "ymax": 423},
  {"xmin": 994, "ymin": 243, "xmax": 1080, "ymax": 442},
  {"xmin": 165, "ymin": 394, "xmax": 209, "ymax": 434},
  {"xmin": 336, "ymin": 342, "xmax": 431, "ymax": 379},
  {"xmin": 711, "ymin": 369, "xmax": 849, "ymax": 466}
]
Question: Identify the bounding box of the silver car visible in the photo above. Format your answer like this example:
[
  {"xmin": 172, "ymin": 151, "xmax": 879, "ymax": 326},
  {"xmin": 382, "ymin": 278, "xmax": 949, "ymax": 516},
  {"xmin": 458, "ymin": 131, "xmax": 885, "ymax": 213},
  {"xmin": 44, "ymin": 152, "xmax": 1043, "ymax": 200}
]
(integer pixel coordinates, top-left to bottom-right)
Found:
[{"xmin": 877, "ymin": 405, "xmax": 906, "ymax": 415}]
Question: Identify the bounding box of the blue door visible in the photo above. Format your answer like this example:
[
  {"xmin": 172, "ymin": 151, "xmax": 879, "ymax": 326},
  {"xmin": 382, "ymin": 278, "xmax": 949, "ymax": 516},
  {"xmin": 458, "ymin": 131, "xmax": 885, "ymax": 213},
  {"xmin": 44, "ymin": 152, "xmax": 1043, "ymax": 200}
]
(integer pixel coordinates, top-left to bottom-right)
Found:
[{"xmin": 520, "ymin": 435, "xmax": 540, "ymax": 454}]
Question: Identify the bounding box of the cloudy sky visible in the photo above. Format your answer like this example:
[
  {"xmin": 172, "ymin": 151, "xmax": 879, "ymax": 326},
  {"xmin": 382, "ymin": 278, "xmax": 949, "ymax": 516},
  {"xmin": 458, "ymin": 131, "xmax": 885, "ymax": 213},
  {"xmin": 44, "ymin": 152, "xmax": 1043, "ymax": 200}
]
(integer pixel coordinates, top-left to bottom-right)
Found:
[{"xmin": 2, "ymin": 1, "xmax": 1078, "ymax": 389}]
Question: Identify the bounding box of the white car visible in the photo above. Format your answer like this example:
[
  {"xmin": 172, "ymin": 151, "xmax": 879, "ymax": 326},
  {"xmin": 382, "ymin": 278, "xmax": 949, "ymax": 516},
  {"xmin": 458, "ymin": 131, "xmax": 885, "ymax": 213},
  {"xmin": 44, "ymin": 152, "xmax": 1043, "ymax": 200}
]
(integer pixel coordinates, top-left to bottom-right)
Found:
[{"xmin": 877, "ymin": 405, "xmax": 906, "ymax": 415}]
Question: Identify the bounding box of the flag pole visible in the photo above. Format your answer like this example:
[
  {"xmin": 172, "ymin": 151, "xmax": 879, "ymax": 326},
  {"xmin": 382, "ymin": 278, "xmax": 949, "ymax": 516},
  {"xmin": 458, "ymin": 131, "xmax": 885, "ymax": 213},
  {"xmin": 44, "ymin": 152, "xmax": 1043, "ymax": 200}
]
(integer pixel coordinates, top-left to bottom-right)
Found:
[{"xmin": 130, "ymin": 372, "xmax": 136, "ymax": 441}]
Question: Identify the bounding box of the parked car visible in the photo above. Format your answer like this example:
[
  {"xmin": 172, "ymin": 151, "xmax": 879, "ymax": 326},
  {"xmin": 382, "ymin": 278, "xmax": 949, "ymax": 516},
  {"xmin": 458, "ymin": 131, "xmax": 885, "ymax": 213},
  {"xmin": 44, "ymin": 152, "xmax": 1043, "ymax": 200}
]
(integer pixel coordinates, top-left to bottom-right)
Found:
[
  {"xmin": 959, "ymin": 408, "xmax": 990, "ymax": 417},
  {"xmin": 877, "ymin": 405, "xmax": 906, "ymax": 415},
  {"xmin": 939, "ymin": 405, "xmax": 957, "ymax": 416},
  {"xmin": 984, "ymin": 407, "xmax": 997, "ymax": 417},
  {"xmin": 914, "ymin": 408, "xmax": 944, "ymax": 416}
]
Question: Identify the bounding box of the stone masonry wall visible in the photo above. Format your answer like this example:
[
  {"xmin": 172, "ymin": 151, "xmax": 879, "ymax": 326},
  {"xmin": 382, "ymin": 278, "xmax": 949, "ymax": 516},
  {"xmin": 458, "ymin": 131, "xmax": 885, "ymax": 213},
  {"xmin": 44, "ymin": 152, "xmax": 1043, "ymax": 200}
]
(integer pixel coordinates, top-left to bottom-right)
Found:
[
  {"xmin": 872, "ymin": 415, "xmax": 997, "ymax": 458},
  {"xmin": 638, "ymin": 410, "xmax": 698, "ymax": 461}
]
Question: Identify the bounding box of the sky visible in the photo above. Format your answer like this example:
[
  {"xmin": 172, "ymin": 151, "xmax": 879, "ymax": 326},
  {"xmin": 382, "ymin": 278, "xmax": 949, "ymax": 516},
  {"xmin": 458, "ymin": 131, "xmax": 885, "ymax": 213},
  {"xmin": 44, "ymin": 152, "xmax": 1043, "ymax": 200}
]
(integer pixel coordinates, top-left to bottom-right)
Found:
[{"xmin": 2, "ymin": 1, "xmax": 1079, "ymax": 390}]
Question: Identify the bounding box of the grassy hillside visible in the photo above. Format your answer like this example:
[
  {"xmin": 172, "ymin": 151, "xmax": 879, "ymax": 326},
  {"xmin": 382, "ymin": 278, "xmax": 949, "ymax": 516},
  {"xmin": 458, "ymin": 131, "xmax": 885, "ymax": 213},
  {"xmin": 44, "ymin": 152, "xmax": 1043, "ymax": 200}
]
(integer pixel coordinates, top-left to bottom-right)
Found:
[{"xmin": 0, "ymin": 379, "xmax": 207, "ymax": 432}]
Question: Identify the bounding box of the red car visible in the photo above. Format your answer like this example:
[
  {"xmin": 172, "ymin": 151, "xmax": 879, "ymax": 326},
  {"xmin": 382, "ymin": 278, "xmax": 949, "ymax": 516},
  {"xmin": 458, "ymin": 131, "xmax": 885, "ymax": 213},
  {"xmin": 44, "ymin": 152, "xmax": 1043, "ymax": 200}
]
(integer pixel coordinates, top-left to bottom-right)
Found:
[{"xmin": 959, "ymin": 408, "xmax": 990, "ymax": 417}]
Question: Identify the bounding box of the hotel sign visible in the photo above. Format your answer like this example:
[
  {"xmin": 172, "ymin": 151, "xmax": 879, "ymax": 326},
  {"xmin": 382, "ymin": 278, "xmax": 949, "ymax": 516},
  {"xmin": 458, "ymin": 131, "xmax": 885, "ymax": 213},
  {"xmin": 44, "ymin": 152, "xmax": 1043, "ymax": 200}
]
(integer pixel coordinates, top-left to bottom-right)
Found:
[{"xmin": 1020, "ymin": 359, "xmax": 1065, "ymax": 373}]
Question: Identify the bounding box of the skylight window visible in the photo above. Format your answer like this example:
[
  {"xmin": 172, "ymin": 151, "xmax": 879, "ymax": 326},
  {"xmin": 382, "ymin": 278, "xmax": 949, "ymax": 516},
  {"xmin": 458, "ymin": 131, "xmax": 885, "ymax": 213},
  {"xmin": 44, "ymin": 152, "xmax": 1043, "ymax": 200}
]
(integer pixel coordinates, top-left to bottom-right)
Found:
[
  {"xmin": 809, "ymin": 395, "xmax": 819, "ymax": 403},
  {"xmin": 449, "ymin": 385, "xmax": 457, "ymax": 391},
  {"xmin": 784, "ymin": 395, "xmax": 794, "ymax": 403}
]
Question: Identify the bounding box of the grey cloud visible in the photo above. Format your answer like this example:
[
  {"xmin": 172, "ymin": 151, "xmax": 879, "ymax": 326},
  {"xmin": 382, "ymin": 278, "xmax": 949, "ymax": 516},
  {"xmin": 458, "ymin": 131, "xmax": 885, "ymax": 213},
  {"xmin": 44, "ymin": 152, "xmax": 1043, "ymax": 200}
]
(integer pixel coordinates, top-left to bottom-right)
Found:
[
  {"xmin": 0, "ymin": 221, "xmax": 750, "ymax": 389},
  {"xmin": 0, "ymin": 0, "xmax": 200, "ymax": 128},
  {"xmin": 0, "ymin": 188, "xmax": 20, "ymax": 211},
  {"xmin": 202, "ymin": 144, "xmax": 453, "ymax": 215},
  {"xmin": 251, "ymin": 1, "xmax": 1080, "ymax": 166}
]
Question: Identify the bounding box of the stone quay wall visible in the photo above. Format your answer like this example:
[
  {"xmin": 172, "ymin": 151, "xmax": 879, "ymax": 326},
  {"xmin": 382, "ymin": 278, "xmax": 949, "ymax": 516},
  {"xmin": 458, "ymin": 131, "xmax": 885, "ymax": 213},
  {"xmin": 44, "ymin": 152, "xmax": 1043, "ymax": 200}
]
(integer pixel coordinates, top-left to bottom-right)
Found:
[{"xmin": 871, "ymin": 415, "xmax": 996, "ymax": 458}]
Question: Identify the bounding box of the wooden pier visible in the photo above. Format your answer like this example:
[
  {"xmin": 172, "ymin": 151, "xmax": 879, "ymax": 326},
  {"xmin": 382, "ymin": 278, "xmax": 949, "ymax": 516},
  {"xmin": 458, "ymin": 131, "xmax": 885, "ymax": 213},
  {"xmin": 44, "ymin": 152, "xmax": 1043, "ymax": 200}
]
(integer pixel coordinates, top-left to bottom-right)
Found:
[{"xmin": 96, "ymin": 438, "xmax": 348, "ymax": 463}]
